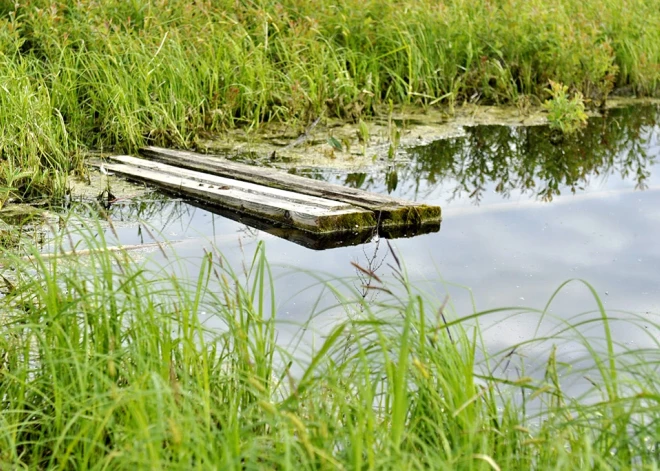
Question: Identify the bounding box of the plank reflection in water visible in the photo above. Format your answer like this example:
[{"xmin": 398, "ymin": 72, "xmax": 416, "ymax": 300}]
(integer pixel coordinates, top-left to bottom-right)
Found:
[
  {"xmin": 65, "ymin": 196, "xmax": 439, "ymax": 251},
  {"xmin": 189, "ymin": 200, "xmax": 440, "ymax": 251}
]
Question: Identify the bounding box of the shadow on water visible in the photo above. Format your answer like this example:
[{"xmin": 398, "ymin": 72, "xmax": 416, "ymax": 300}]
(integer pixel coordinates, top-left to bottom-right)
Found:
[{"xmin": 181, "ymin": 200, "xmax": 440, "ymax": 251}]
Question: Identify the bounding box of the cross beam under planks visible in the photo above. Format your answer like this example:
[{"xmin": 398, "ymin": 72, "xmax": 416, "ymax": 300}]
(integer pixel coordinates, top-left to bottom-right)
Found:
[
  {"xmin": 139, "ymin": 146, "xmax": 442, "ymax": 228},
  {"xmin": 104, "ymin": 156, "xmax": 376, "ymax": 234}
]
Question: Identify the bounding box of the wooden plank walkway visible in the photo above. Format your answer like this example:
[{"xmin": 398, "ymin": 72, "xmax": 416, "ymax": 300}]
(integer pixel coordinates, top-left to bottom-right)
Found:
[
  {"xmin": 139, "ymin": 146, "xmax": 442, "ymax": 228},
  {"xmin": 103, "ymin": 148, "xmax": 442, "ymax": 235},
  {"xmin": 104, "ymin": 156, "xmax": 376, "ymax": 234}
]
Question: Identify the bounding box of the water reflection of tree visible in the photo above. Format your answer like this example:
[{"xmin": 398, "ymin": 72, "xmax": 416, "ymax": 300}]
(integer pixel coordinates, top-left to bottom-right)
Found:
[
  {"xmin": 405, "ymin": 105, "xmax": 658, "ymax": 203},
  {"xmin": 300, "ymin": 105, "xmax": 659, "ymax": 203}
]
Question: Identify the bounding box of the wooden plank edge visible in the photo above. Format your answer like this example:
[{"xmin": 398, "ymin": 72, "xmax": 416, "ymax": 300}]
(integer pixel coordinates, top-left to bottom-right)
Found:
[
  {"xmin": 374, "ymin": 204, "xmax": 443, "ymax": 228},
  {"xmin": 108, "ymin": 155, "xmax": 353, "ymax": 210}
]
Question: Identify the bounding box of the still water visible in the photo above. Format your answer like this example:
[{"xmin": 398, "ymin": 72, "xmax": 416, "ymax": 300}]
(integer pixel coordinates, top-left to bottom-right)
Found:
[{"xmin": 64, "ymin": 105, "xmax": 660, "ymax": 361}]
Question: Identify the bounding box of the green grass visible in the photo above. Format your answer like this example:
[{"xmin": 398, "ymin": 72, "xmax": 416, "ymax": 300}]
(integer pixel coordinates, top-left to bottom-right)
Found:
[
  {"xmin": 1, "ymin": 0, "xmax": 660, "ymax": 203},
  {"xmin": 0, "ymin": 215, "xmax": 659, "ymax": 469}
]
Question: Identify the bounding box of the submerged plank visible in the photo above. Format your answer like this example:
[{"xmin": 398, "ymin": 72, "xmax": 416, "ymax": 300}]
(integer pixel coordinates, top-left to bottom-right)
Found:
[
  {"xmin": 103, "ymin": 161, "xmax": 376, "ymax": 234},
  {"xmin": 139, "ymin": 146, "xmax": 441, "ymax": 228},
  {"xmin": 27, "ymin": 242, "xmax": 172, "ymax": 260}
]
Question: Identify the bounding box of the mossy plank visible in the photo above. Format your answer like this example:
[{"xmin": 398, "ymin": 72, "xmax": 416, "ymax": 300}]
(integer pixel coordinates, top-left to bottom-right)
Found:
[
  {"xmin": 187, "ymin": 200, "xmax": 379, "ymax": 250},
  {"xmin": 139, "ymin": 147, "xmax": 442, "ymax": 227},
  {"xmin": 103, "ymin": 161, "xmax": 376, "ymax": 234}
]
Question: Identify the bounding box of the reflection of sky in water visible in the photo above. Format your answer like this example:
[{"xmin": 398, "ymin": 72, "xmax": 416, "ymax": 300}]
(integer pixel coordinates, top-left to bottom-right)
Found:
[{"xmin": 64, "ymin": 106, "xmax": 660, "ymax": 368}]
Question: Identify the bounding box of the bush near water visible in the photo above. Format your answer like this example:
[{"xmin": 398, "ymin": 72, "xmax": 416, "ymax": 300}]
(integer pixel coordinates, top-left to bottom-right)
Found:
[{"xmin": 1, "ymin": 0, "xmax": 660, "ymax": 203}]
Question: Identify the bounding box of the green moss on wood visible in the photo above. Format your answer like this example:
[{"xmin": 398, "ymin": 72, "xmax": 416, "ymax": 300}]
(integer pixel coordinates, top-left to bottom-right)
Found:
[
  {"xmin": 377, "ymin": 205, "xmax": 442, "ymax": 228},
  {"xmin": 316, "ymin": 211, "xmax": 377, "ymax": 234},
  {"xmin": 230, "ymin": 203, "xmax": 376, "ymax": 234}
]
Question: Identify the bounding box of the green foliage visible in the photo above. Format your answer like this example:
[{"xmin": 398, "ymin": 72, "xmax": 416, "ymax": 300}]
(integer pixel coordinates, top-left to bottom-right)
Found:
[
  {"xmin": 0, "ymin": 215, "xmax": 659, "ymax": 468},
  {"xmin": 1, "ymin": 0, "xmax": 660, "ymax": 199},
  {"xmin": 543, "ymin": 81, "xmax": 589, "ymax": 134}
]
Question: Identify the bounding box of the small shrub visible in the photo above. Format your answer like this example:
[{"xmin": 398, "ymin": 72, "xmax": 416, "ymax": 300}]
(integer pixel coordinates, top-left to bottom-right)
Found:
[{"xmin": 543, "ymin": 80, "xmax": 588, "ymax": 134}]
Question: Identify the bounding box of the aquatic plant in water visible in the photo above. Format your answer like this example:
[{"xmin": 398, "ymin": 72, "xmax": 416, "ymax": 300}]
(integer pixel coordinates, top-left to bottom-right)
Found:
[{"xmin": 543, "ymin": 81, "xmax": 589, "ymax": 134}]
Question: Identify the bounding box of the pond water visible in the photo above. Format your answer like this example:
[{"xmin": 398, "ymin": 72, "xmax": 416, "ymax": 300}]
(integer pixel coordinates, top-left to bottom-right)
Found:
[{"xmin": 53, "ymin": 105, "xmax": 660, "ymax": 368}]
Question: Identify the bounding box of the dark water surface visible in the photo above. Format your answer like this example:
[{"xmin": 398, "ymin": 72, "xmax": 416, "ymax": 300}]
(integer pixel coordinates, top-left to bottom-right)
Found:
[{"xmin": 64, "ymin": 105, "xmax": 660, "ymax": 360}]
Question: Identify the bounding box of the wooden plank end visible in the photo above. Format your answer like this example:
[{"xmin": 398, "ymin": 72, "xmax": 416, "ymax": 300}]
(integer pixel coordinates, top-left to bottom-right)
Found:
[{"xmin": 375, "ymin": 204, "xmax": 442, "ymax": 227}]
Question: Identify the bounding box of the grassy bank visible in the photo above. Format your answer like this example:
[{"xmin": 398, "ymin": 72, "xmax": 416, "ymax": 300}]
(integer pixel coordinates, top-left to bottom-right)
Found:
[
  {"xmin": 1, "ymin": 0, "xmax": 660, "ymax": 204},
  {"xmin": 0, "ymin": 217, "xmax": 659, "ymax": 469}
]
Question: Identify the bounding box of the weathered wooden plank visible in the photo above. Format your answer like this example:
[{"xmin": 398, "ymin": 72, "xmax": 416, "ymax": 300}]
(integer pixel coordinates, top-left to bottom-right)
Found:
[
  {"xmin": 192, "ymin": 199, "xmax": 440, "ymax": 250},
  {"xmin": 108, "ymin": 155, "xmax": 347, "ymax": 210},
  {"xmin": 139, "ymin": 146, "xmax": 442, "ymax": 227},
  {"xmin": 190, "ymin": 200, "xmax": 378, "ymax": 250},
  {"xmin": 103, "ymin": 162, "xmax": 376, "ymax": 234}
]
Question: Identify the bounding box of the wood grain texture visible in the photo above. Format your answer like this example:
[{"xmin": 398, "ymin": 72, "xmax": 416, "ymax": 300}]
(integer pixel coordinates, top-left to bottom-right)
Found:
[
  {"xmin": 103, "ymin": 162, "xmax": 376, "ymax": 234},
  {"xmin": 109, "ymin": 155, "xmax": 348, "ymax": 209},
  {"xmin": 139, "ymin": 146, "xmax": 442, "ymax": 227}
]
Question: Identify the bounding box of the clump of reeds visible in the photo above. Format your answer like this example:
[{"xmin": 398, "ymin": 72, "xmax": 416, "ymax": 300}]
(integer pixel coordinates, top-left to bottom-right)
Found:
[{"xmin": 0, "ymin": 213, "xmax": 658, "ymax": 469}]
